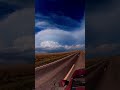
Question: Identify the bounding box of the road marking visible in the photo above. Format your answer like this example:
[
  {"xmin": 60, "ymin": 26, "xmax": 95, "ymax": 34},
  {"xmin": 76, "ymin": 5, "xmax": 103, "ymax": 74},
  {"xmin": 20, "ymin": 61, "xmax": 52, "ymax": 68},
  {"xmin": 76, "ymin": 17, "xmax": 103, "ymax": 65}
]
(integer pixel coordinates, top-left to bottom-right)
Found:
[
  {"xmin": 35, "ymin": 53, "xmax": 76, "ymax": 71},
  {"xmin": 64, "ymin": 64, "xmax": 75, "ymax": 80}
]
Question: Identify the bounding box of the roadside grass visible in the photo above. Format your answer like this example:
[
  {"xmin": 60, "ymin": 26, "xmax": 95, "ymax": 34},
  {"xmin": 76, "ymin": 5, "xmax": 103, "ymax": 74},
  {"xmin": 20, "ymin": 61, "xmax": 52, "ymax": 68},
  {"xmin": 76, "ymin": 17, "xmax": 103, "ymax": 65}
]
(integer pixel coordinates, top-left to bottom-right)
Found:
[
  {"xmin": 0, "ymin": 64, "xmax": 34, "ymax": 90},
  {"xmin": 86, "ymin": 55, "xmax": 120, "ymax": 68},
  {"xmin": 86, "ymin": 57, "xmax": 102, "ymax": 68},
  {"xmin": 35, "ymin": 51, "xmax": 80, "ymax": 67}
]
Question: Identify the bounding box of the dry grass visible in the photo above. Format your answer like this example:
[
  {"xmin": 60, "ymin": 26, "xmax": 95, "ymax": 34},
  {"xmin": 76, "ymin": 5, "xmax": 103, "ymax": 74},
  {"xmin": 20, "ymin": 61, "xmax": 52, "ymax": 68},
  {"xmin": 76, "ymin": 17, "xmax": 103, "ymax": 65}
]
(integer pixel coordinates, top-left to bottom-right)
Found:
[
  {"xmin": 0, "ymin": 64, "xmax": 34, "ymax": 90},
  {"xmin": 86, "ymin": 57, "xmax": 105, "ymax": 68},
  {"xmin": 35, "ymin": 50, "xmax": 80, "ymax": 67},
  {"xmin": 86, "ymin": 55, "xmax": 120, "ymax": 68}
]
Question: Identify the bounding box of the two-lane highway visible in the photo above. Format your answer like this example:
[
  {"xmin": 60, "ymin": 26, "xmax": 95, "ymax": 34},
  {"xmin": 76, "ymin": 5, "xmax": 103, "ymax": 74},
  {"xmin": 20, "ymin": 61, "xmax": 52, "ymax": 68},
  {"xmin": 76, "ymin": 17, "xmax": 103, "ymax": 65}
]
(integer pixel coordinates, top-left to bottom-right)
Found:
[
  {"xmin": 95, "ymin": 58, "xmax": 120, "ymax": 90},
  {"xmin": 86, "ymin": 60, "xmax": 109, "ymax": 90},
  {"xmin": 86, "ymin": 56, "xmax": 120, "ymax": 90},
  {"xmin": 65, "ymin": 51, "xmax": 85, "ymax": 81},
  {"xmin": 35, "ymin": 52, "xmax": 83, "ymax": 90}
]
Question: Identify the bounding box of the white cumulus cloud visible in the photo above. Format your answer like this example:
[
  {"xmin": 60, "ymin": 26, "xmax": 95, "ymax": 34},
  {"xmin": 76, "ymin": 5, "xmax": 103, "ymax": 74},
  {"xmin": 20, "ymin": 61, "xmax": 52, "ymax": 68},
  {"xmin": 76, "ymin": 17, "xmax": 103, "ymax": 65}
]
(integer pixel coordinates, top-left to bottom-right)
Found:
[
  {"xmin": 39, "ymin": 41, "xmax": 62, "ymax": 50},
  {"xmin": 37, "ymin": 40, "xmax": 84, "ymax": 51},
  {"xmin": 35, "ymin": 19, "xmax": 85, "ymax": 52}
]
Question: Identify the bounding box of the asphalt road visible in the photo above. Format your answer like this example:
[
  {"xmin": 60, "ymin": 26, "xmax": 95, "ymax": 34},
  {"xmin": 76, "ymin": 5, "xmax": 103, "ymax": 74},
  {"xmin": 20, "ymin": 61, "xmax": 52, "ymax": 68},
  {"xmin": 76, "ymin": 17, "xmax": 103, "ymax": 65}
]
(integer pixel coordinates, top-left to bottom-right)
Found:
[
  {"xmin": 86, "ymin": 60, "xmax": 109, "ymax": 90},
  {"xmin": 86, "ymin": 57, "xmax": 120, "ymax": 90},
  {"xmin": 35, "ymin": 52, "xmax": 84, "ymax": 90},
  {"xmin": 95, "ymin": 59, "xmax": 120, "ymax": 90},
  {"xmin": 66, "ymin": 51, "xmax": 85, "ymax": 81}
]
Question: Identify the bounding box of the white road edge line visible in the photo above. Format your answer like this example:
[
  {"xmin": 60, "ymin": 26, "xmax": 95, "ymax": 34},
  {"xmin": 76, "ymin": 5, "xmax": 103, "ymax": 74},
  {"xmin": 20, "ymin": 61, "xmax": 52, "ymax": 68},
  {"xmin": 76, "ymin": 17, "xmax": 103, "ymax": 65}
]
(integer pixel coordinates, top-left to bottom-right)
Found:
[
  {"xmin": 35, "ymin": 53, "xmax": 76, "ymax": 71},
  {"xmin": 64, "ymin": 64, "xmax": 75, "ymax": 80}
]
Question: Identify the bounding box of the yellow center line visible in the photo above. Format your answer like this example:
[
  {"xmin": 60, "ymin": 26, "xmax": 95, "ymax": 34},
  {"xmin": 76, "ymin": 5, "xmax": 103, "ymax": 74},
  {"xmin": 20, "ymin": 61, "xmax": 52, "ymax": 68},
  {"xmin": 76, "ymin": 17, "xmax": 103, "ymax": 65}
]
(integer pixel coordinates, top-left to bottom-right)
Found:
[{"xmin": 64, "ymin": 64, "xmax": 75, "ymax": 80}]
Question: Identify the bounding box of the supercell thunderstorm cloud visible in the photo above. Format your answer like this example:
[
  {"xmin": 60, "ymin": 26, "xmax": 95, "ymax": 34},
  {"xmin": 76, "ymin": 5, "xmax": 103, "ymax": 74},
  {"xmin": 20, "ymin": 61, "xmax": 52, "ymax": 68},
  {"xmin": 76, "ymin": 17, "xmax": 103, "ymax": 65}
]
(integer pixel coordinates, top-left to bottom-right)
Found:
[{"xmin": 35, "ymin": 0, "xmax": 85, "ymax": 53}]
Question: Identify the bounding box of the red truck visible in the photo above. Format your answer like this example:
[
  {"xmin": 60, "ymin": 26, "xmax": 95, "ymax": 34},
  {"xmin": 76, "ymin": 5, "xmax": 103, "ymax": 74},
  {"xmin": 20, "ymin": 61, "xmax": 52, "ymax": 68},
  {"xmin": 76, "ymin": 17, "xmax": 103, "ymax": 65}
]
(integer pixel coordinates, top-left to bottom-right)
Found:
[{"xmin": 59, "ymin": 69, "xmax": 85, "ymax": 90}]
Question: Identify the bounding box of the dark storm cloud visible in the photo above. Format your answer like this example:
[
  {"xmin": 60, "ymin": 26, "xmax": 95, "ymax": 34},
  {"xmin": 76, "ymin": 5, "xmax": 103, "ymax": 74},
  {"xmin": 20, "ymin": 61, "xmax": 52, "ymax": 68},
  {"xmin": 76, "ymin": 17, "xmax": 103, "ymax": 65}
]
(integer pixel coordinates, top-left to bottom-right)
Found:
[
  {"xmin": 0, "ymin": 1, "xmax": 34, "ymax": 63},
  {"xmin": 86, "ymin": 0, "xmax": 120, "ymax": 57},
  {"xmin": 0, "ymin": 8, "xmax": 34, "ymax": 48},
  {"xmin": 0, "ymin": 1, "xmax": 21, "ymax": 20},
  {"xmin": 0, "ymin": 0, "xmax": 34, "ymax": 20},
  {"xmin": 0, "ymin": 0, "xmax": 34, "ymax": 7}
]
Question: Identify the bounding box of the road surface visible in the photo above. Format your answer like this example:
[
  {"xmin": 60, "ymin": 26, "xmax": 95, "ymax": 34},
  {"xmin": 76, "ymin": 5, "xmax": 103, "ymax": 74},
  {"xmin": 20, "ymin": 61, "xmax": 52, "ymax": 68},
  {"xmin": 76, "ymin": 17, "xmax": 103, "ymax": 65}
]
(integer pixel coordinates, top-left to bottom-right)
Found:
[
  {"xmin": 65, "ymin": 51, "xmax": 85, "ymax": 81},
  {"xmin": 95, "ymin": 58, "xmax": 120, "ymax": 90},
  {"xmin": 35, "ymin": 52, "xmax": 84, "ymax": 90},
  {"xmin": 86, "ymin": 57, "xmax": 120, "ymax": 90}
]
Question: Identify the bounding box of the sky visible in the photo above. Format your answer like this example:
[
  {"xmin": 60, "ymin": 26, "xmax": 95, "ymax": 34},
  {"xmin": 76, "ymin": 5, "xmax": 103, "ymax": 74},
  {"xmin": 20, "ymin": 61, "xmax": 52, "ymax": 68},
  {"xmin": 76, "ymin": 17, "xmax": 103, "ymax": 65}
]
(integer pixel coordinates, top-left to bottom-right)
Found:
[
  {"xmin": 86, "ymin": 0, "xmax": 120, "ymax": 58},
  {"xmin": 35, "ymin": 0, "xmax": 85, "ymax": 53},
  {"xmin": 1, "ymin": 0, "xmax": 119, "ymax": 60},
  {"xmin": 0, "ymin": 0, "xmax": 34, "ymax": 64}
]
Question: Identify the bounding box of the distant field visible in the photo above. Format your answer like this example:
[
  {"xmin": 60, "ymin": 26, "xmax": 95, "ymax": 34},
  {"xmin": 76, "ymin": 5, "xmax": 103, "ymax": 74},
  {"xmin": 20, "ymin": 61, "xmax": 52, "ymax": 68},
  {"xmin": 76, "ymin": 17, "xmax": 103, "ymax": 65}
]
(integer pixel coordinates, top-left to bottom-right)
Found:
[
  {"xmin": 0, "ymin": 64, "xmax": 34, "ymax": 90},
  {"xmin": 86, "ymin": 58, "xmax": 101, "ymax": 68},
  {"xmin": 35, "ymin": 51, "xmax": 80, "ymax": 67},
  {"xmin": 86, "ymin": 57, "xmax": 109, "ymax": 68},
  {"xmin": 86, "ymin": 55, "xmax": 120, "ymax": 68}
]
